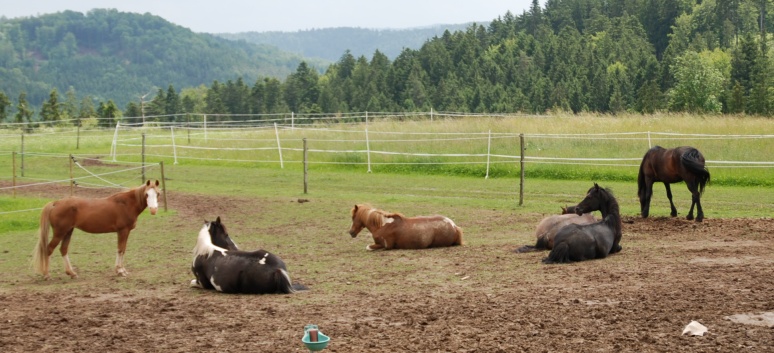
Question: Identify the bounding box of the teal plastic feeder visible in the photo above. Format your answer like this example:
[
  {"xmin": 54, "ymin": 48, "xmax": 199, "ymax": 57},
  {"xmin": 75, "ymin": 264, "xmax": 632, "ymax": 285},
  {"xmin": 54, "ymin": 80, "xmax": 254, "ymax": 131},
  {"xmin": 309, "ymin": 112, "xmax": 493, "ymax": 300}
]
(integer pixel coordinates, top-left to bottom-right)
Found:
[{"xmin": 302, "ymin": 324, "xmax": 330, "ymax": 351}]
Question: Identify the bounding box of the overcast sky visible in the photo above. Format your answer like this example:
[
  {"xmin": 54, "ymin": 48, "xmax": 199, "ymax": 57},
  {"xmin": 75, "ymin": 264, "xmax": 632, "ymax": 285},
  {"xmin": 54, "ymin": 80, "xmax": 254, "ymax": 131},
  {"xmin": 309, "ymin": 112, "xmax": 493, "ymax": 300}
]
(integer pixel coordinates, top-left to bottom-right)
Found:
[{"xmin": 0, "ymin": 0, "xmax": 538, "ymax": 33}]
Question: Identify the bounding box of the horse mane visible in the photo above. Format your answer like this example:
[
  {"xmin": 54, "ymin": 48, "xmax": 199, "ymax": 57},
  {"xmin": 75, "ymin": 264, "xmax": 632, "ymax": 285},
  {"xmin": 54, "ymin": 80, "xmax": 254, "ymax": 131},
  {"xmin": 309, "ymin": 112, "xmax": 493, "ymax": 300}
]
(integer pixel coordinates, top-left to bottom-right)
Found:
[
  {"xmin": 598, "ymin": 187, "xmax": 623, "ymax": 244},
  {"xmin": 192, "ymin": 223, "xmax": 229, "ymax": 260},
  {"xmin": 353, "ymin": 204, "xmax": 404, "ymax": 229}
]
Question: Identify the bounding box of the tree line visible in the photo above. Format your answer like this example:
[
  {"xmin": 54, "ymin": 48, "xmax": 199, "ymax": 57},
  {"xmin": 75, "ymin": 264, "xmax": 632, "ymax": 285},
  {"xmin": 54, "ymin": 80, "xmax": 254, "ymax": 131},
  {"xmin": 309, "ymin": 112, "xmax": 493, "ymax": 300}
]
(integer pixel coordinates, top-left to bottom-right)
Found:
[{"xmin": 2, "ymin": 0, "xmax": 774, "ymax": 127}]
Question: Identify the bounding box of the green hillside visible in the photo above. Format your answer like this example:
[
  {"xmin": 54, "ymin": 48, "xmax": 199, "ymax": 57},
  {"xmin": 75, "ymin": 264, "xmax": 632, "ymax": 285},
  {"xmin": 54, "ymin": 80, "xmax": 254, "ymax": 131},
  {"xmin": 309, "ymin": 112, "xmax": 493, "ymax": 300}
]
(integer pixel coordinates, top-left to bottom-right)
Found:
[{"xmin": 0, "ymin": 9, "xmax": 326, "ymax": 108}]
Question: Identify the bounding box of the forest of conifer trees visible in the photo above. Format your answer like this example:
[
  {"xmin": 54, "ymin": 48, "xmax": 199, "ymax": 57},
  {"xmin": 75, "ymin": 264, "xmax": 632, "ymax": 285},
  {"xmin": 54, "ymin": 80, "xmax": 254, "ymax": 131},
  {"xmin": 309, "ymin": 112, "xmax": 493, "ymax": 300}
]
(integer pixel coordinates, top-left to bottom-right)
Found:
[{"xmin": 1, "ymin": 0, "xmax": 773, "ymax": 126}]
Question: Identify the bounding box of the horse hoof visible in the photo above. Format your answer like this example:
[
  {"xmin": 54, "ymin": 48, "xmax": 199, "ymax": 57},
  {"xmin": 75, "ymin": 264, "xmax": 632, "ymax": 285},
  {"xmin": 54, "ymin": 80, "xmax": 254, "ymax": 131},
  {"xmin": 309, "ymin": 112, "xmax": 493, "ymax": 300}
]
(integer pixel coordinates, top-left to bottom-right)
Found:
[
  {"xmin": 116, "ymin": 269, "xmax": 130, "ymax": 277},
  {"xmin": 67, "ymin": 273, "xmax": 79, "ymax": 279},
  {"xmin": 190, "ymin": 279, "xmax": 203, "ymax": 288}
]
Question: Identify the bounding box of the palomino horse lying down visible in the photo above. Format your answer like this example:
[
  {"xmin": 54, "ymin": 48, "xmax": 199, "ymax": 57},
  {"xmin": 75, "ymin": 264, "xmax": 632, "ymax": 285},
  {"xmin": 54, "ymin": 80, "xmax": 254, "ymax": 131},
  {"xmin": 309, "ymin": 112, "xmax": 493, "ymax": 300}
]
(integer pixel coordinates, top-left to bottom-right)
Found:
[
  {"xmin": 516, "ymin": 208, "xmax": 597, "ymax": 253},
  {"xmin": 543, "ymin": 183, "xmax": 623, "ymax": 264},
  {"xmin": 32, "ymin": 180, "xmax": 160, "ymax": 279},
  {"xmin": 348, "ymin": 204, "xmax": 464, "ymax": 251},
  {"xmin": 191, "ymin": 217, "xmax": 307, "ymax": 294}
]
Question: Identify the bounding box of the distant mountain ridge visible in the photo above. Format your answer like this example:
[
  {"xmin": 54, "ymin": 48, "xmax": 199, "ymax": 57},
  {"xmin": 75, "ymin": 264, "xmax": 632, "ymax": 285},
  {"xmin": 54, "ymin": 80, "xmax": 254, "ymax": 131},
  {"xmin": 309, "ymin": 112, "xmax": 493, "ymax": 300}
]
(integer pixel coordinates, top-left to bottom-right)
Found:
[
  {"xmin": 0, "ymin": 9, "xmax": 326, "ymax": 108},
  {"xmin": 216, "ymin": 24, "xmax": 479, "ymax": 61}
]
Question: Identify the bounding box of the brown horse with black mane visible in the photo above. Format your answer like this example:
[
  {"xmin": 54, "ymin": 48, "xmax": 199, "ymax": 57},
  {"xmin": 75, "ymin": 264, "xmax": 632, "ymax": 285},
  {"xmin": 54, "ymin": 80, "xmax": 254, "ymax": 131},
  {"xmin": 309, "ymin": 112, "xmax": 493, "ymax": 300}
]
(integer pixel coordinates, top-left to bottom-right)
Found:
[
  {"xmin": 32, "ymin": 180, "xmax": 161, "ymax": 279},
  {"xmin": 348, "ymin": 204, "xmax": 464, "ymax": 251},
  {"xmin": 638, "ymin": 146, "xmax": 710, "ymax": 222}
]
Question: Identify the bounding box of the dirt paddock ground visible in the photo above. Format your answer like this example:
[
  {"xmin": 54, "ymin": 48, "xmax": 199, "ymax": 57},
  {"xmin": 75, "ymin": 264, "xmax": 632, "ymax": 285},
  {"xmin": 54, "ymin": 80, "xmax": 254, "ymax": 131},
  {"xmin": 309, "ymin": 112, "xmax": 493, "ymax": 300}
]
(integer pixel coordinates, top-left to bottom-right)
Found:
[{"xmin": 1, "ymin": 187, "xmax": 772, "ymax": 352}]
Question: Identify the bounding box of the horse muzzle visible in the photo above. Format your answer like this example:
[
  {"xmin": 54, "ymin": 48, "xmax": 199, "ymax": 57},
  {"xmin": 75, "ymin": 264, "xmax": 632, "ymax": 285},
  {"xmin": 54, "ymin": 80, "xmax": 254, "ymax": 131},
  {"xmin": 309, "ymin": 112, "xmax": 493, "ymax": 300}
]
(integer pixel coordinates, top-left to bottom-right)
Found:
[{"xmin": 149, "ymin": 207, "xmax": 158, "ymax": 215}]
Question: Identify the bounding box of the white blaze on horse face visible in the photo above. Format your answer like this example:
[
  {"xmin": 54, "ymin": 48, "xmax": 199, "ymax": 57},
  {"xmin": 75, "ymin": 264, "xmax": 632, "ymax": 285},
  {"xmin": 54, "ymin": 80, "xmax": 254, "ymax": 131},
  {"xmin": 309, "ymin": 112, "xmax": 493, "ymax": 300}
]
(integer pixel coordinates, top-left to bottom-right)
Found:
[{"xmin": 146, "ymin": 187, "xmax": 159, "ymax": 215}]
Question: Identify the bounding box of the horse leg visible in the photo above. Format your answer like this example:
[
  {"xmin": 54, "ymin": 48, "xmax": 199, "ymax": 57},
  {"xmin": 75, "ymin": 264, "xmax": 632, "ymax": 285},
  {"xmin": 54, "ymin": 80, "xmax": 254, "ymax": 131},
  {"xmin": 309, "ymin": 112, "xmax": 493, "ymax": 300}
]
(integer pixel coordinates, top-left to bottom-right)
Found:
[
  {"xmin": 688, "ymin": 183, "xmax": 704, "ymax": 222},
  {"xmin": 115, "ymin": 230, "xmax": 130, "ymax": 276},
  {"xmin": 641, "ymin": 180, "xmax": 654, "ymax": 218},
  {"xmin": 366, "ymin": 243, "xmax": 384, "ymax": 251},
  {"xmin": 59, "ymin": 229, "xmax": 78, "ymax": 279},
  {"xmin": 43, "ymin": 229, "xmax": 66, "ymax": 280},
  {"xmin": 664, "ymin": 183, "xmax": 678, "ymax": 217}
]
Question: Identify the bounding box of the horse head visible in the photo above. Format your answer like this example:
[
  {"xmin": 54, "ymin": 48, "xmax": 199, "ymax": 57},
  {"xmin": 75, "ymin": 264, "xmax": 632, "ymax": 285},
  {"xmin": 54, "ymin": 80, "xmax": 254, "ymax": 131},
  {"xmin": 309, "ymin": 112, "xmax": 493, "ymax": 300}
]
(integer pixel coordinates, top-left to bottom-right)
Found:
[
  {"xmin": 143, "ymin": 179, "xmax": 160, "ymax": 215},
  {"xmin": 349, "ymin": 205, "xmax": 367, "ymax": 238},
  {"xmin": 574, "ymin": 183, "xmax": 610, "ymax": 215},
  {"xmin": 561, "ymin": 205, "xmax": 577, "ymax": 215},
  {"xmin": 208, "ymin": 216, "xmax": 239, "ymax": 251}
]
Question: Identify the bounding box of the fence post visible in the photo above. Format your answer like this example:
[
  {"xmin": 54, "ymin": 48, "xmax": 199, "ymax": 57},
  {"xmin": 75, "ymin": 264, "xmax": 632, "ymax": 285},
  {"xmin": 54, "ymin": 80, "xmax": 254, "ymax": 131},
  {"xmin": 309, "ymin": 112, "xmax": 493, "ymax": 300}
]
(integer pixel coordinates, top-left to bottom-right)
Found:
[
  {"xmin": 141, "ymin": 133, "xmax": 146, "ymax": 183},
  {"xmin": 20, "ymin": 132, "xmax": 24, "ymax": 177},
  {"xmin": 647, "ymin": 131, "xmax": 652, "ymax": 149},
  {"xmin": 204, "ymin": 114, "xmax": 208, "ymax": 142},
  {"xmin": 365, "ymin": 127, "xmax": 372, "ymax": 173},
  {"xmin": 431, "ymin": 108, "xmax": 434, "ymax": 122},
  {"xmin": 160, "ymin": 161, "xmax": 168, "ymax": 212},
  {"xmin": 12, "ymin": 152, "xmax": 16, "ymax": 198},
  {"xmin": 485, "ymin": 129, "xmax": 491, "ymax": 179},
  {"xmin": 303, "ymin": 138, "xmax": 308, "ymax": 194},
  {"xmin": 76, "ymin": 123, "xmax": 80, "ymax": 150},
  {"xmin": 274, "ymin": 122, "xmax": 284, "ymax": 168},
  {"xmin": 291, "ymin": 111, "xmax": 295, "ymax": 130},
  {"xmin": 171, "ymin": 126, "xmax": 178, "ymax": 165},
  {"xmin": 519, "ymin": 133, "xmax": 525, "ymax": 206},
  {"xmin": 110, "ymin": 122, "xmax": 120, "ymax": 161},
  {"xmin": 69, "ymin": 154, "xmax": 74, "ymax": 196}
]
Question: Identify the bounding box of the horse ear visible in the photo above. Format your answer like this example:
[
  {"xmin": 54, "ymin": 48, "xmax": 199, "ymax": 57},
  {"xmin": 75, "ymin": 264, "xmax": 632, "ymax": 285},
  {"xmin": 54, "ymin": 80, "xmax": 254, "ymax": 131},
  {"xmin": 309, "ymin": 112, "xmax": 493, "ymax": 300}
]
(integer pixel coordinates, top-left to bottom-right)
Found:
[
  {"xmin": 155, "ymin": 179, "xmax": 160, "ymax": 186},
  {"xmin": 594, "ymin": 182, "xmax": 600, "ymax": 189},
  {"xmin": 145, "ymin": 180, "xmax": 151, "ymax": 186},
  {"xmin": 216, "ymin": 216, "xmax": 221, "ymax": 223},
  {"xmin": 353, "ymin": 205, "xmax": 358, "ymax": 212}
]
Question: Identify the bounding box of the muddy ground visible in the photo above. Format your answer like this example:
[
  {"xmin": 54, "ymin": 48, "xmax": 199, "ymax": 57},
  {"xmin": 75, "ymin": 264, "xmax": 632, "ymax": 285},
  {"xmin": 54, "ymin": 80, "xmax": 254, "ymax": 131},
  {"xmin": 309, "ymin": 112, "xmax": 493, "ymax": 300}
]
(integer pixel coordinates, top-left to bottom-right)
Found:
[{"xmin": 0, "ymin": 185, "xmax": 772, "ymax": 352}]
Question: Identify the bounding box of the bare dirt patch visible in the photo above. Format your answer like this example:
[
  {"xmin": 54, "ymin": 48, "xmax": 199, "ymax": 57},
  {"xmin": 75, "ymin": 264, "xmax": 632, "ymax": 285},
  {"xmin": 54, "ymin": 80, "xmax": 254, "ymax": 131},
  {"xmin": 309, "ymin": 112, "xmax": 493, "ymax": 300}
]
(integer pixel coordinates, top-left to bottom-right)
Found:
[{"xmin": 1, "ymin": 186, "xmax": 772, "ymax": 352}]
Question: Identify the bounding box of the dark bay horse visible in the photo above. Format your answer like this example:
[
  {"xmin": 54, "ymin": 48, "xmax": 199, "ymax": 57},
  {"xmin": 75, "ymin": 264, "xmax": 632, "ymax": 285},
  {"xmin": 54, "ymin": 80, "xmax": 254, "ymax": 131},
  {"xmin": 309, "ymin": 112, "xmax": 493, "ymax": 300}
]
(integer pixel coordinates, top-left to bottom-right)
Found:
[
  {"xmin": 516, "ymin": 210, "xmax": 597, "ymax": 253},
  {"xmin": 542, "ymin": 183, "xmax": 623, "ymax": 264},
  {"xmin": 191, "ymin": 217, "xmax": 307, "ymax": 294},
  {"xmin": 348, "ymin": 204, "xmax": 464, "ymax": 251},
  {"xmin": 638, "ymin": 146, "xmax": 710, "ymax": 222},
  {"xmin": 32, "ymin": 180, "xmax": 160, "ymax": 279}
]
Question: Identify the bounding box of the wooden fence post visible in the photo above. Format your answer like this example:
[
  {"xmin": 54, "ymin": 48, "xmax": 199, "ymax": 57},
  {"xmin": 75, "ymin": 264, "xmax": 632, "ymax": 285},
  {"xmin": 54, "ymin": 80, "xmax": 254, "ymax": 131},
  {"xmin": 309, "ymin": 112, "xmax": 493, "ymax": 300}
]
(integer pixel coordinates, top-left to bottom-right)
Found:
[
  {"xmin": 519, "ymin": 133, "xmax": 525, "ymax": 206},
  {"xmin": 303, "ymin": 138, "xmax": 308, "ymax": 194}
]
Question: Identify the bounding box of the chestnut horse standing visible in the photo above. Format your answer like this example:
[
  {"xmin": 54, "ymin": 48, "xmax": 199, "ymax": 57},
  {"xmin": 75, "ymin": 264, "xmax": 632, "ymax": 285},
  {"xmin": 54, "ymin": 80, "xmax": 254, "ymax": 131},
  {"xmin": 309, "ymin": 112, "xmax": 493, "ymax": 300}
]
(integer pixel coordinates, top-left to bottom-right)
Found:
[
  {"xmin": 638, "ymin": 146, "xmax": 710, "ymax": 222},
  {"xmin": 32, "ymin": 180, "xmax": 160, "ymax": 279},
  {"xmin": 348, "ymin": 204, "xmax": 464, "ymax": 251}
]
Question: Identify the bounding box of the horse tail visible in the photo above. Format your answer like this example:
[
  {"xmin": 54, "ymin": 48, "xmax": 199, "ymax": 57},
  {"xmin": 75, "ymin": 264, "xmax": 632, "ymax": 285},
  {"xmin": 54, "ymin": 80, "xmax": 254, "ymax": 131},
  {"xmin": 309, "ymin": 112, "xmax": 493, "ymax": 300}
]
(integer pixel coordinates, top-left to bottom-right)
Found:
[
  {"xmin": 637, "ymin": 150, "xmax": 649, "ymax": 199},
  {"xmin": 542, "ymin": 242, "xmax": 570, "ymax": 264},
  {"xmin": 274, "ymin": 268, "xmax": 307, "ymax": 294},
  {"xmin": 681, "ymin": 148, "xmax": 711, "ymax": 195},
  {"xmin": 32, "ymin": 202, "xmax": 54, "ymax": 275}
]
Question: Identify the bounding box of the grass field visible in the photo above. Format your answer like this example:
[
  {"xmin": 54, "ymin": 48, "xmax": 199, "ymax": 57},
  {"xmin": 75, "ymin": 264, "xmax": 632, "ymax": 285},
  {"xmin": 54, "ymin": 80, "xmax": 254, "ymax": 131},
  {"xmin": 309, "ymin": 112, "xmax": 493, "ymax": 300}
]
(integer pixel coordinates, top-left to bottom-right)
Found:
[{"xmin": 1, "ymin": 113, "xmax": 773, "ymax": 286}]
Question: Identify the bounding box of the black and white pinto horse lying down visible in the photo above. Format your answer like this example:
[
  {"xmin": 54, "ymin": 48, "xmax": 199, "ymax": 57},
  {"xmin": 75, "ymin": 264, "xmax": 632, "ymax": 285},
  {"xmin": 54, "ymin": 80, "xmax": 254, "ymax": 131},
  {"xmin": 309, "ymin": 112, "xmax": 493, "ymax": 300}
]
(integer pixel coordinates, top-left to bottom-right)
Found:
[{"xmin": 190, "ymin": 217, "xmax": 307, "ymax": 294}]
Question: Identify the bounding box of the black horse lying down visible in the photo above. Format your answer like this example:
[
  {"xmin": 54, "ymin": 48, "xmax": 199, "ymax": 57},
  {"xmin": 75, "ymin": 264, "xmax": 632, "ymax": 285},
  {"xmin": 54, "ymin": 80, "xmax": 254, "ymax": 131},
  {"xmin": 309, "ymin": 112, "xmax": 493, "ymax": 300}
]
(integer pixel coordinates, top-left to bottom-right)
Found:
[
  {"xmin": 542, "ymin": 183, "xmax": 623, "ymax": 264},
  {"xmin": 191, "ymin": 217, "xmax": 307, "ymax": 294}
]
